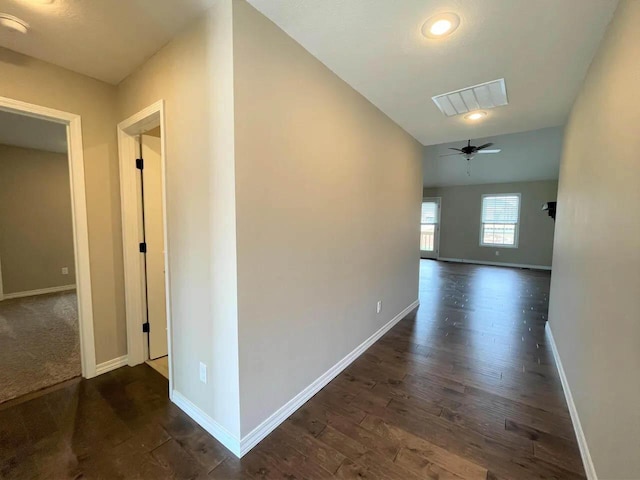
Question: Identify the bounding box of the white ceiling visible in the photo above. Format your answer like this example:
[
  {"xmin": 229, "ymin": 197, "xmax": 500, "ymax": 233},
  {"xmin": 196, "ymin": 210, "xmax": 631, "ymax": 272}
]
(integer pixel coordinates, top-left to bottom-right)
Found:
[
  {"xmin": 0, "ymin": 108, "xmax": 67, "ymax": 153},
  {"xmin": 423, "ymin": 126, "xmax": 563, "ymax": 187},
  {"xmin": 0, "ymin": 0, "xmax": 216, "ymax": 84},
  {"xmin": 247, "ymin": 0, "xmax": 617, "ymax": 146}
]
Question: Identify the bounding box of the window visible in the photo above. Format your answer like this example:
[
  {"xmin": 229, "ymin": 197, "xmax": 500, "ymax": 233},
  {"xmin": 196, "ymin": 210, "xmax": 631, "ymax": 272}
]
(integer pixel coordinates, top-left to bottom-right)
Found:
[
  {"xmin": 420, "ymin": 201, "xmax": 439, "ymax": 252},
  {"xmin": 480, "ymin": 194, "xmax": 520, "ymax": 247}
]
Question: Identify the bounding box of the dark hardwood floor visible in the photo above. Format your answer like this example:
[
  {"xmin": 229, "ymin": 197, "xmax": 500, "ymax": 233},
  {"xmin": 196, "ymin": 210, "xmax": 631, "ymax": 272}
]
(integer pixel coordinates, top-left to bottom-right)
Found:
[{"xmin": 0, "ymin": 260, "xmax": 584, "ymax": 479}]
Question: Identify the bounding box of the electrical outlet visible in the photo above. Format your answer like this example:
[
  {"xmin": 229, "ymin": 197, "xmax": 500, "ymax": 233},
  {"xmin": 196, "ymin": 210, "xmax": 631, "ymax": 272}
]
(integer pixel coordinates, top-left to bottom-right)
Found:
[
  {"xmin": 495, "ymin": 251, "xmax": 500, "ymax": 256},
  {"xmin": 61, "ymin": 267, "xmax": 69, "ymax": 275},
  {"xmin": 199, "ymin": 362, "xmax": 207, "ymax": 384},
  {"xmin": 376, "ymin": 300, "xmax": 382, "ymax": 314}
]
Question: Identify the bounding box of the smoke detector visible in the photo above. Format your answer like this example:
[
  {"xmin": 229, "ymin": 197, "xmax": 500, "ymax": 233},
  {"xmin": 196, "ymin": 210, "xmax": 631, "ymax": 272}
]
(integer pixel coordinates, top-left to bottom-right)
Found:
[{"xmin": 0, "ymin": 14, "xmax": 29, "ymax": 34}]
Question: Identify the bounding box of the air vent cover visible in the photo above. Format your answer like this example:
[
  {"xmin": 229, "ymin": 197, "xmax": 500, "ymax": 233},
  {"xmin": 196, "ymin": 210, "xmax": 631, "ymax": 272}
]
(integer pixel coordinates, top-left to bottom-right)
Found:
[{"xmin": 432, "ymin": 78, "xmax": 508, "ymax": 117}]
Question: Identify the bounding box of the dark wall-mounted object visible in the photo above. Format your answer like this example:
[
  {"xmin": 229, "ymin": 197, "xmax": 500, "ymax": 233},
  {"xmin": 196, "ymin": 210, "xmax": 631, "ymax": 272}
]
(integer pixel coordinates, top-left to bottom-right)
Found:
[{"xmin": 542, "ymin": 201, "xmax": 557, "ymax": 221}]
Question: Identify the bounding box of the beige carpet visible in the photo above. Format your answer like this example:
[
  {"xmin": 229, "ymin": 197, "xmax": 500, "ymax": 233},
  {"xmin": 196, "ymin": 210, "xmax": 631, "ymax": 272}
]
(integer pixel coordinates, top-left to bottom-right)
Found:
[{"xmin": 0, "ymin": 291, "xmax": 80, "ymax": 404}]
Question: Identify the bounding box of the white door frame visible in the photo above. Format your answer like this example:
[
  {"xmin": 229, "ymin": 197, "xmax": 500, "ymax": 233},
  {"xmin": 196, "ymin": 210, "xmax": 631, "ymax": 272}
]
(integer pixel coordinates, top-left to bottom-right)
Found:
[
  {"xmin": 0, "ymin": 253, "xmax": 4, "ymax": 300},
  {"xmin": 0, "ymin": 95, "xmax": 97, "ymax": 377},
  {"xmin": 117, "ymin": 100, "xmax": 173, "ymax": 390},
  {"xmin": 421, "ymin": 197, "xmax": 442, "ymax": 259}
]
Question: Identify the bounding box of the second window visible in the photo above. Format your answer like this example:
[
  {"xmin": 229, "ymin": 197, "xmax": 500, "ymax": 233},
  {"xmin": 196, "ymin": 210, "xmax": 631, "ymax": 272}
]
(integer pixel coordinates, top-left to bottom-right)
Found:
[{"xmin": 480, "ymin": 194, "xmax": 521, "ymax": 247}]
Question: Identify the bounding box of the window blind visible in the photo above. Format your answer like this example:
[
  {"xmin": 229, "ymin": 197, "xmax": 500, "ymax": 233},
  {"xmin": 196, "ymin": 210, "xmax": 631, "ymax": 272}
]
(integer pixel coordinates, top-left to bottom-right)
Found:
[
  {"xmin": 421, "ymin": 202, "xmax": 438, "ymax": 224},
  {"xmin": 482, "ymin": 195, "xmax": 519, "ymax": 224}
]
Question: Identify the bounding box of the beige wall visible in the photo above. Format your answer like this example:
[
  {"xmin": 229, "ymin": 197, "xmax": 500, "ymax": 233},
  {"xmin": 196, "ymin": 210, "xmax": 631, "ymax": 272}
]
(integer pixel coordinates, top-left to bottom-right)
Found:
[
  {"xmin": 232, "ymin": 0, "xmax": 423, "ymax": 436},
  {"xmin": 0, "ymin": 48, "xmax": 125, "ymax": 363},
  {"xmin": 548, "ymin": 1, "xmax": 640, "ymax": 477},
  {"xmin": 2, "ymin": 0, "xmax": 423, "ymax": 445},
  {"xmin": 117, "ymin": 0, "xmax": 241, "ymax": 437},
  {"xmin": 424, "ymin": 181, "xmax": 558, "ymax": 267},
  {"xmin": 1, "ymin": 2, "xmax": 242, "ymax": 432},
  {"xmin": 117, "ymin": 0, "xmax": 422, "ymax": 439},
  {"xmin": 0, "ymin": 144, "xmax": 75, "ymax": 293}
]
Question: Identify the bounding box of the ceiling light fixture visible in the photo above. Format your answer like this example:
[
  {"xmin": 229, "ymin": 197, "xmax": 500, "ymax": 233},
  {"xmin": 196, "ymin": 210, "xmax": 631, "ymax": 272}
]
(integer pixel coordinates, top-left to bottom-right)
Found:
[
  {"xmin": 464, "ymin": 111, "xmax": 488, "ymax": 121},
  {"xmin": 0, "ymin": 14, "xmax": 29, "ymax": 34},
  {"xmin": 421, "ymin": 13, "xmax": 460, "ymax": 39}
]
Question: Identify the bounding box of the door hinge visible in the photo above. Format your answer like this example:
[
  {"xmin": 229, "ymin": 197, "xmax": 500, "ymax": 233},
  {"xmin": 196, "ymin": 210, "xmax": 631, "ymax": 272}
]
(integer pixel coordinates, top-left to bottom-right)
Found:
[
  {"xmin": 136, "ymin": 158, "xmax": 144, "ymax": 170},
  {"xmin": 142, "ymin": 322, "xmax": 150, "ymax": 333},
  {"xmin": 139, "ymin": 242, "xmax": 147, "ymax": 253}
]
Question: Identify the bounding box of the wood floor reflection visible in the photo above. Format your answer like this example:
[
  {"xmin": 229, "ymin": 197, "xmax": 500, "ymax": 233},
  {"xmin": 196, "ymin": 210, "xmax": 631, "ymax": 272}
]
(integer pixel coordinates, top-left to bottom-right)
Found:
[{"xmin": 0, "ymin": 260, "xmax": 584, "ymax": 479}]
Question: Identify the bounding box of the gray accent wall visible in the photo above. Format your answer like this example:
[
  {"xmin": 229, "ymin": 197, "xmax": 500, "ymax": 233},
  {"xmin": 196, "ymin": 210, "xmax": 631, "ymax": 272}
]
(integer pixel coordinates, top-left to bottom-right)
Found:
[
  {"xmin": 0, "ymin": 144, "xmax": 75, "ymax": 294},
  {"xmin": 424, "ymin": 180, "xmax": 558, "ymax": 268}
]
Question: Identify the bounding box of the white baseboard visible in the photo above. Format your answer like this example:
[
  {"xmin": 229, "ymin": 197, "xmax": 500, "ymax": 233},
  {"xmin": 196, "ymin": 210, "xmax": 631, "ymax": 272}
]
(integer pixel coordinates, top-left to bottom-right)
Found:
[
  {"xmin": 95, "ymin": 355, "xmax": 129, "ymax": 375},
  {"xmin": 1, "ymin": 284, "xmax": 76, "ymax": 300},
  {"xmin": 438, "ymin": 257, "xmax": 552, "ymax": 271},
  {"xmin": 545, "ymin": 323, "xmax": 597, "ymax": 479},
  {"xmin": 172, "ymin": 390, "xmax": 241, "ymax": 457},
  {"xmin": 167, "ymin": 300, "xmax": 419, "ymax": 459},
  {"xmin": 238, "ymin": 299, "xmax": 420, "ymax": 457}
]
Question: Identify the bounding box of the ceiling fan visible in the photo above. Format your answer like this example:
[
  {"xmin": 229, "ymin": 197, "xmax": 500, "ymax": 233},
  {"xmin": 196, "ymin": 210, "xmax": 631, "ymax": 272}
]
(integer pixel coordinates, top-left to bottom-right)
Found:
[{"xmin": 440, "ymin": 139, "xmax": 501, "ymax": 161}]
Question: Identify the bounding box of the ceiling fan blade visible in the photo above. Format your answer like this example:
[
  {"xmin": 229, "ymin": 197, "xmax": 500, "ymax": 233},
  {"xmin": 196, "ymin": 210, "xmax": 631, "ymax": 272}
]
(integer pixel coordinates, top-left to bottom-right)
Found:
[
  {"xmin": 448, "ymin": 148, "xmax": 463, "ymax": 152},
  {"xmin": 439, "ymin": 153, "xmax": 462, "ymax": 157},
  {"xmin": 476, "ymin": 143, "xmax": 494, "ymax": 150},
  {"xmin": 477, "ymin": 149, "xmax": 502, "ymax": 154}
]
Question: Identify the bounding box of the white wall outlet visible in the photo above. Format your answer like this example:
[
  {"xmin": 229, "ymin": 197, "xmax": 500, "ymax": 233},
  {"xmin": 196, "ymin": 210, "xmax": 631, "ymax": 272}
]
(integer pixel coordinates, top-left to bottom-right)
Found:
[
  {"xmin": 495, "ymin": 251, "xmax": 500, "ymax": 256},
  {"xmin": 61, "ymin": 267, "xmax": 69, "ymax": 275},
  {"xmin": 376, "ymin": 300, "xmax": 382, "ymax": 314},
  {"xmin": 199, "ymin": 362, "xmax": 207, "ymax": 384}
]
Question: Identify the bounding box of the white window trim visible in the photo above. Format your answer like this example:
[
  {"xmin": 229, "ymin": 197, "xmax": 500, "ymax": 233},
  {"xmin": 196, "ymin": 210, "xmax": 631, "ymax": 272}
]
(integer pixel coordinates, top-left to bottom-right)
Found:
[
  {"xmin": 421, "ymin": 197, "xmax": 441, "ymax": 257},
  {"xmin": 421, "ymin": 198, "xmax": 441, "ymax": 226},
  {"xmin": 479, "ymin": 193, "xmax": 521, "ymax": 249}
]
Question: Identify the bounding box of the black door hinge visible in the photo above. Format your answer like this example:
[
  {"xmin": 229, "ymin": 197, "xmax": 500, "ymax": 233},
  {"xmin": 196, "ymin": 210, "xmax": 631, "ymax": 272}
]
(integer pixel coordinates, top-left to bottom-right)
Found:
[
  {"xmin": 136, "ymin": 158, "xmax": 144, "ymax": 170},
  {"xmin": 139, "ymin": 242, "xmax": 147, "ymax": 253},
  {"xmin": 142, "ymin": 322, "xmax": 150, "ymax": 333}
]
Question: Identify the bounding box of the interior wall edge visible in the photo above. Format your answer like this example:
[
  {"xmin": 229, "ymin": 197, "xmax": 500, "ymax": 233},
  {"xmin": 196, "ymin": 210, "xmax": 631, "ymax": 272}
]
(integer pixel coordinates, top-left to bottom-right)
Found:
[
  {"xmin": 545, "ymin": 323, "xmax": 597, "ymax": 480},
  {"xmin": 166, "ymin": 300, "xmax": 420, "ymax": 459},
  {"xmin": 238, "ymin": 299, "xmax": 420, "ymax": 458},
  {"xmin": 171, "ymin": 390, "xmax": 242, "ymax": 457}
]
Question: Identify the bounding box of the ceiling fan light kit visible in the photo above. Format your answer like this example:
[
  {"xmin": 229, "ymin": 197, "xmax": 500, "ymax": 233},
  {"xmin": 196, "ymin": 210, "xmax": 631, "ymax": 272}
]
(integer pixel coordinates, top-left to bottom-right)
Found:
[{"xmin": 440, "ymin": 139, "xmax": 502, "ymax": 176}]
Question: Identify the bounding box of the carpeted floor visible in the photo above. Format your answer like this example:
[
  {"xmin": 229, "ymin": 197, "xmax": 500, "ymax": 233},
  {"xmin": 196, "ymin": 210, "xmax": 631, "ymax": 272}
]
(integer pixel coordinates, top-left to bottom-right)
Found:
[{"xmin": 0, "ymin": 291, "xmax": 80, "ymax": 404}]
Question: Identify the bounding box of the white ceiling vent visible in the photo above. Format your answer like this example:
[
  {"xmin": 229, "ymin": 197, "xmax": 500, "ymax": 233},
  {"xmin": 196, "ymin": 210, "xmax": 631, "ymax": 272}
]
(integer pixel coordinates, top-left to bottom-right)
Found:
[{"xmin": 432, "ymin": 79, "xmax": 508, "ymax": 117}]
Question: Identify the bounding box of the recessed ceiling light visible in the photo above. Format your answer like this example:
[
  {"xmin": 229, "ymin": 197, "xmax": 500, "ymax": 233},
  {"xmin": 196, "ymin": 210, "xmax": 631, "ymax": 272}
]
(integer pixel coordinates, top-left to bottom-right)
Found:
[
  {"xmin": 421, "ymin": 13, "xmax": 460, "ymax": 39},
  {"xmin": 464, "ymin": 111, "xmax": 488, "ymax": 121},
  {"xmin": 0, "ymin": 14, "xmax": 29, "ymax": 34}
]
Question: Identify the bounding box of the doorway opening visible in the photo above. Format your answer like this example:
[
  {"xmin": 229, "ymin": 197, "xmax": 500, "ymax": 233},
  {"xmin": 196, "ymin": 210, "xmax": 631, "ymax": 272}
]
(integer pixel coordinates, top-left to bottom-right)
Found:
[
  {"xmin": 420, "ymin": 197, "xmax": 441, "ymax": 259},
  {"xmin": 0, "ymin": 96, "xmax": 96, "ymax": 404},
  {"xmin": 118, "ymin": 101, "xmax": 172, "ymax": 388}
]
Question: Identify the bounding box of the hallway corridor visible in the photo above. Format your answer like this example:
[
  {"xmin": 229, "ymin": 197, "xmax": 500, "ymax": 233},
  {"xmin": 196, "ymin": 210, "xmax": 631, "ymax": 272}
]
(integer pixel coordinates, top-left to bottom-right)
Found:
[{"xmin": 0, "ymin": 261, "xmax": 584, "ymax": 479}]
